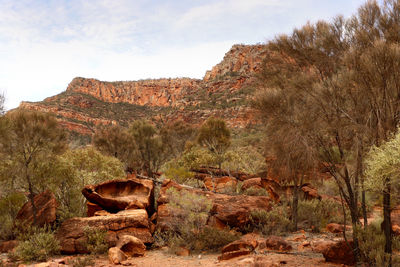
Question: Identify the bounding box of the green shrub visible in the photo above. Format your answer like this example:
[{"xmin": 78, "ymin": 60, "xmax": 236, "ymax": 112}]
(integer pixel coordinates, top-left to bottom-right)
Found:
[
  {"xmin": 247, "ymin": 206, "xmax": 292, "ymax": 236},
  {"xmin": 163, "ymin": 166, "xmax": 204, "ymax": 188},
  {"xmin": 12, "ymin": 227, "xmax": 60, "ymax": 262},
  {"xmin": 83, "ymin": 227, "xmax": 108, "ymax": 255},
  {"xmin": 70, "ymin": 256, "xmax": 95, "ymax": 267},
  {"xmin": 242, "ymin": 187, "xmax": 269, "ymax": 197},
  {"xmin": 195, "ymin": 226, "xmax": 240, "ymax": 251},
  {"xmin": 297, "ymin": 199, "xmax": 348, "ymax": 232},
  {"xmin": 163, "ymin": 188, "xmax": 239, "ymax": 252},
  {"xmin": 0, "ymin": 193, "xmax": 26, "ymax": 240},
  {"xmin": 357, "ymin": 219, "xmax": 400, "ymax": 266}
]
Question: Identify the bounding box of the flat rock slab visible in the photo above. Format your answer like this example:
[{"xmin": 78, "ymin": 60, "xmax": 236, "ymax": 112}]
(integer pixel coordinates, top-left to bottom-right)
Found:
[{"xmin": 57, "ymin": 209, "xmax": 153, "ymax": 254}]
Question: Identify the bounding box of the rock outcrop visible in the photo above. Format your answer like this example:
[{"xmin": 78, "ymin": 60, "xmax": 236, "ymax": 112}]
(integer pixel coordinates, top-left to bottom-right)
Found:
[
  {"xmin": 66, "ymin": 77, "xmax": 201, "ymax": 107},
  {"xmin": 82, "ymin": 177, "xmax": 154, "ymax": 214},
  {"xmin": 17, "ymin": 44, "xmax": 266, "ymax": 136},
  {"xmin": 218, "ymin": 233, "xmax": 292, "ymax": 261},
  {"xmin": 15, "ymin": 190, "xmax": 58, "ymax": 227},
  {"xmin": 321, "ymin": 240, "xmax": 355, "ymax": 266},
  {"xmin": 56, "ymin": 209, "xmax": 153, "ymax": 254},
  {"xmin": 156, "ymin": 179, "xmax": 271, "ymax": 231}
]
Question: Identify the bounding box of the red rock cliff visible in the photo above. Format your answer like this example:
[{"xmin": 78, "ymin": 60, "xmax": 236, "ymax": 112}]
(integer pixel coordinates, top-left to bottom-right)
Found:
[{"xmin": 66, "ymin": 78, "xmax": 201, "ymax": 107}]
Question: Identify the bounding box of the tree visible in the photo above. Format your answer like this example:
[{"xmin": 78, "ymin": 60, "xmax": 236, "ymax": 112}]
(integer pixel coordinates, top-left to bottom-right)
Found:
[
  {"xmin": 129, "ymin": 120, "xmax": 166, "ymax": 177},
  {"xmin": 256, "ymin": 1, "xmax": 400, "ymax": 264},
  {"xmin": 160, "ymin": 120, "xmax": 195, "ymax": 159},
  {"xmin": 0, "ymin": 109, "xmax": 67, "ymax": 224},
  {"xmin": 92, "ymin": 124, "xmax": 135, "ymax": 172},
  {"xmin": 52, "ymin": 147, "xmax": 125, "ymax": 220},
  {"xmin": 197, "ymin": 118, "xmax": 231, "ymax": 170}
]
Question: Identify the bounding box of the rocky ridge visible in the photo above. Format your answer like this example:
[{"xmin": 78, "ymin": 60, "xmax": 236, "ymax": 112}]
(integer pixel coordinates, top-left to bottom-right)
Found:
[{"xmin": 18, "ymin": 44, "xmax": 267, "ymax": 136}]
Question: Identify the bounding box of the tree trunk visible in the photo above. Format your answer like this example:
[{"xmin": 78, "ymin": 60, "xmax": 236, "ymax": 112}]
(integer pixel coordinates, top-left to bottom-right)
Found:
[
  {"xmin": 361, "ymin": 188, "xmax": 368, "ymax": 229},
  {"xmin": 349, "ymin": 206, "xmax": 361, "ymax": 264},
  {"xmin": 383, "ymin": 179, "xmax": 392, "ymax": 267},
  {"xmin": 27, "ymin": 175, "xmax": 37, "ymax": 226},
  {"xmin": 292, "ymin": 185, "xmax": 299, "ymax": 231}
]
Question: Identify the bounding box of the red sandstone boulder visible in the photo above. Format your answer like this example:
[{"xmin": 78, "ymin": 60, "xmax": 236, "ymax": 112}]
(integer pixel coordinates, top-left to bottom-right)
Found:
[
  {"xmin": 203, "ymin": 176, "xmax": 237, "ymax": 193},
  {"xmin": 218, "ymin": 233, "xmax": 291, "ymax": 261},
  {"xmin": 117, "ymin": 235, "xmax": 146, "ymax": 257},
  {"xmin": 157, "ymin": 180, "xmax": 271, "ymax": 230},
  {"xmin": 15, "ymin": 190, "xmax": 57, "ymax": 227},
  {"xmin": 391, "ymin": 206, "xmax": 400, "ymax": 235},
  {"xmin": 301, "ymin": 185, "xmax": 321, "ymax": 200},
  {"xmin": 241, "ymin": 178, "xmax": 280, "ymax": 202},
  {"xmin": 326, "ymin": 223, "xmax": 345, "ymax": 233},
  {"xmin": 241, "ymin": 177, "xmax": 263, "ymax": 191},
  {"xmin": 82, "ymin": 177, "xmax": 154, "ymax": 214},
  {"xmin": 218, "ymin": 235, "xmax": 256, "ymax": 260},
  {"xmin": 56, "ymin": 209, "xmax": 153, "ymax": 254},
  {"xmin": 322, "ymin": 240, "xmax": 355, "ymax": 266},
  {"xmin": 0, "ymin": 240, "xmax": 18, "ymax": 253},
  {"xmin": 108, "ymin": 247, "xmax": 127, "ymax": 265},
  {"xmin": 87, "ymin": 202, "xmax": 103, "ymax": 217},
  {"xmin": 259, "ymin": 236, "xmax": 292, "ymax": 252}
]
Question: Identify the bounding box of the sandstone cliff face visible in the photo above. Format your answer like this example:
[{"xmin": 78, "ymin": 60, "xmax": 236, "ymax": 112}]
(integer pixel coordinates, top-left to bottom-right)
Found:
[
  {"xmin": 18, "ymin": 44, "xmax": 266, "ymax": 136},
  {"xmin": 67, "ymin": 77, "xmax": 201, "ymax": 107},
  {"xmin": 204, "ymin": 44, "xmax": 267, "ymax": 81}
]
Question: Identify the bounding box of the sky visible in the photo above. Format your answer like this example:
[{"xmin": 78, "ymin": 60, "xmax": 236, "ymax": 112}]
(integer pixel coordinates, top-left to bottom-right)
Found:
[{"xmin": 0, "ymin": 0, "xmax": 367, "ymax": 110}]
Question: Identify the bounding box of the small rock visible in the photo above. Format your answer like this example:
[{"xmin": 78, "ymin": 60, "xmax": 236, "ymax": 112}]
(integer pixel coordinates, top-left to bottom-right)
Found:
[
  {"xmin": 259, "ymin": 236, "xmax": 292, "ymax": 252},
  {"xmin": 117, "ymin": 235, "xmax": 146, "ymax": 257},
  {"xmin": 175, "ymin": 247, "xmax": 190, "ymax": 256},
  {"xmin": 326, "ymin": 223, "xmax": 345, "ymax": 233},
  {"xmin": 108, "ymin": 247, "xmax": 128, "ymax": 265}
]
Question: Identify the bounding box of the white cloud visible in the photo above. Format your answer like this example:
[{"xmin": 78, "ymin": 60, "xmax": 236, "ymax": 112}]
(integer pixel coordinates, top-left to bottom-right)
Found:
[{"xmin": 0, "ymin": 0, "xmax": 367, "ymax": 110}]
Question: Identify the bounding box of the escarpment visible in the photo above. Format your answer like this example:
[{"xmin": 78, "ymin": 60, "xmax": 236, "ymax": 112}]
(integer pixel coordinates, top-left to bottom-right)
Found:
[{"xmin": 18, "ymin": 44, "xmax": 267, "ymax": 136}]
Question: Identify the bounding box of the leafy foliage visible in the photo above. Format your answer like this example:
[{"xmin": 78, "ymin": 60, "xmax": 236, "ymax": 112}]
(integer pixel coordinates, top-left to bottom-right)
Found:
[
  {"xmin": 197, "ymin": 118, "xmax": 231, "ymax": 169},
  {"xmin": 0, "ymin": 109, "xmax": 67, "ymax": 224},
  {"xmin": 83, "ymin": 227, "xmax": 108, "ymax": 255},
  {"xmin": 52, "ymin": 147, "xmax": 125, "ymax": 220},
  {"xmin": 92, "ymin": 124, "xmax": 135, "ymax": 170},
  {"xmin": 163, "ymin": 188, "xmax": 239, "ymax": 251},
  {"xmin": 129, "ymin": 120, "xmax": 166, "ymax": 177},
  {"xmin": 12, "ymin": 227, "xmax": 60, "ymax": 262},
  {"xmin": 0, "ymin": 193, "xmax": 26, "ymax": 240}
]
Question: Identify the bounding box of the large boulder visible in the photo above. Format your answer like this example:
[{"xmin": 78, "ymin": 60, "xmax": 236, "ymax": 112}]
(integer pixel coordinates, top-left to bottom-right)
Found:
[
  {"xmin": 15, "ymin": 190, "xmax": 58, "ymax": 227},
  {"xmin": 218, "ymin": 233, "xmax": 291, "ymax": 261},
  {"xmin": 203, "ymin": 176, "xmax": 237, "ymax": 193},
  {"xmin": 218, "ymin": 234, "xmax": 258, "ymax": 260},
  {"xmin": 117, "ymin": 235, "xmax": 146, "ymax": 257},
  {"xmin": 241, "ymin": 177, "xmax": 280, "ymax": 202},
  {"xmin": 321, "ymin": 240, "xmax": 355, "ymax": 266},
  {"xmin": 157, "ymin": 180, "xmax": 271, "ymax": 231},
  {"xmin": 56, "ymin": 209, "xmax": 153, "ymax": 254},
  {"xmin": 82, "ymin": 177, "xmax": 154, "ymax": 214}
]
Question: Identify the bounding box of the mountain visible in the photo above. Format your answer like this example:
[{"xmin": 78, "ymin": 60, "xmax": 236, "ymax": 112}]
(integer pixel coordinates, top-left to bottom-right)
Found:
[{"xmin": 19, "ymin": 44, "xmax": 267, "ymax": 138}]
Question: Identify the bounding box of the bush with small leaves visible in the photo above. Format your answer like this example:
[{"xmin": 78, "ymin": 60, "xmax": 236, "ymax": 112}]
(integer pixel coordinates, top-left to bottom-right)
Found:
[
  {"xmin": 357, "ymin": 219, "xmax": 400, "ymax": 266},
  {"xmin": 297, "ymin": 199, "xmax": 348, "ymax": 232},
  {"xmin": 69, "ymin": 256, "xmax": 95, "ymax": 267},
  {"xmin": 0, "ymin": 193, "xmax": 26, "ymax": 240},
  {"xmin": 247, "ymin": 206, "xmax": 292, "ymax": 236},
  {"xmin": 12, "ymin": 227, "xmax": 60, "ymax": 262},
  {"xmin": 242, "ymin": 187, "xmax": 269, "ymax": 197},
  {"xmin": 164, "ymin": 188, "xmax": 239, "ymax": 252},
  {"xmin": 83, "ymin": 227, "xmax": 108, "ymax": 255}
]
